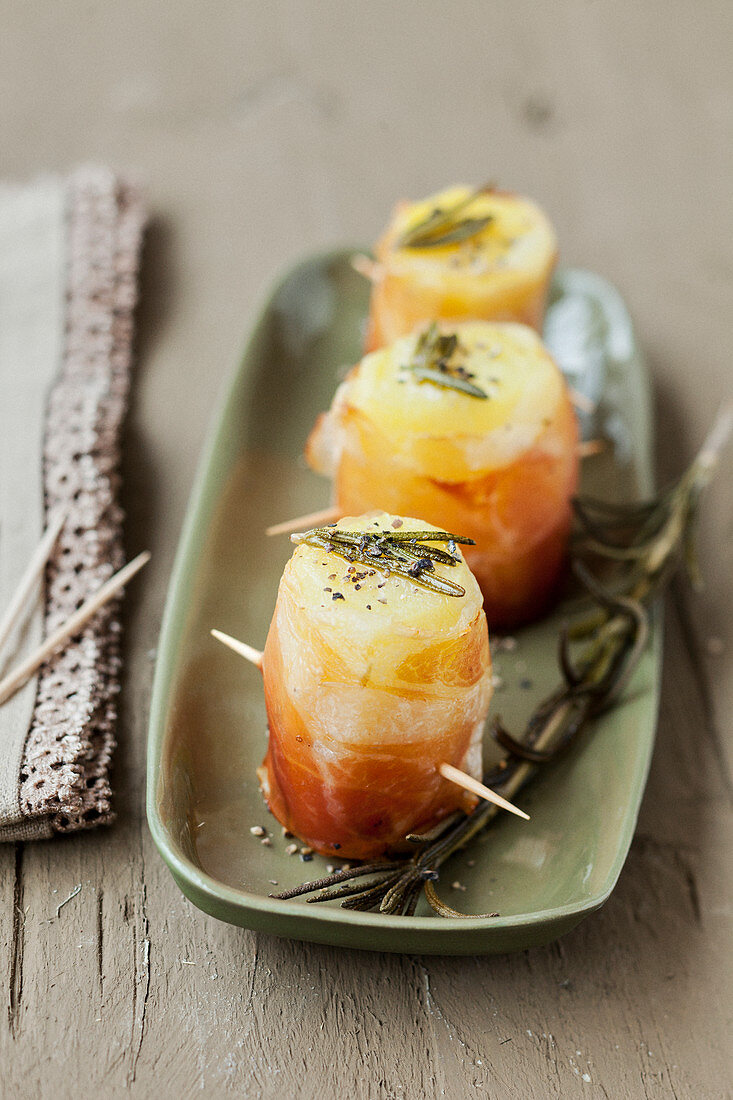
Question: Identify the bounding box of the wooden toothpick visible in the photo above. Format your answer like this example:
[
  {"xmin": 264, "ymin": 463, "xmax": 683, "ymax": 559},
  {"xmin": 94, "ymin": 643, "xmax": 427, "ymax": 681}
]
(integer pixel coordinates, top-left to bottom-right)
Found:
[
  {"xmin": 0, "ymin": 508, "xmax": 67, "ymax": 657},
  {"xmin": 266, "ymin": 506, "xmax": 341, "ymax": 538},
  {"xmin": 439, "ymin": 762, "xmax": 530, "ymax": 821},
  {"xmin": 576, "ymin": 439, "xmax": 605, "ymax": 458},
  {"xmin": 350, "ymin": 254, "xmax": 382, "ymax": 282},
  {"xmin": 0, "ymin": 551, "xmax": 150, "ymax": 708},
  {"xmin": 568, "ymin": 386, "xmax": 596, "ymax": 415},
  {"xmin": 211, "ymin": 629, "xmax": 263, "ymax": 670},
  {"xmin": 210, "ymin": 632, "xmax": 529, "ymax": 821}
]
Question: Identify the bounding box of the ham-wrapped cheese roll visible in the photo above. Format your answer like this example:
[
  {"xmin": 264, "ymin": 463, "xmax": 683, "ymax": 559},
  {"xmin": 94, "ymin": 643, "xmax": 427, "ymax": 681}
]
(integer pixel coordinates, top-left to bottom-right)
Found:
[
  {"xmin": 307, "ymin": 322, "xmax": 579, "ymax": 628},
  {"xmin": 258, "ymin": 514, "xmax": 493, "ymax": 860},
  {"xmin": 366, "ymin": 185, "xmax": 558, "ymax": 352}
]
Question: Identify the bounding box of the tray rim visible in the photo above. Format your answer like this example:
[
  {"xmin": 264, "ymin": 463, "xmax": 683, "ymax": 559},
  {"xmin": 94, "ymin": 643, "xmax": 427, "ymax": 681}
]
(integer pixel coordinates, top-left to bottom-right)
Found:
[{"xmin": 146, "ymin": 248, "xmax": 661, "ymax": 952}]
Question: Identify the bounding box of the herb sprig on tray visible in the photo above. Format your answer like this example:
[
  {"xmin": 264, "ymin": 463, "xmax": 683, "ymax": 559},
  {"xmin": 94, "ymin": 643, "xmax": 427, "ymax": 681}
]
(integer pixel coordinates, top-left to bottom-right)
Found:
[
  {"xmin": 402, "ymin": 324, "xmax": 488, "ymax": 399},
  {"xmin": 274, "ymin": 407, "xmax": 732, "ymax": 918},
  {"xmin": 291, "ymin": 525, "xmax": 475, "ymax": 597}
]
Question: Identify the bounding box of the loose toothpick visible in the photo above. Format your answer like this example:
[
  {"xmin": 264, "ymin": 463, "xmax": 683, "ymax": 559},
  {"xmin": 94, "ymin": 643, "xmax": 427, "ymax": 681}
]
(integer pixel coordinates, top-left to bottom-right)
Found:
[
  {"xmin": 0, "ymin": 508, "xmax": 67, "ymax": 656},
  {"xmin": 266, "ymin": 506, "xmax": 341, "ymax": 537},
  {"xmin": 211, "ymin": 629, "xmax": 263, "ymax": 670},
  {"xmin": 0, "ymin": 550, "xmax": 150, "ymax": 708},
  {"xmin": 439, "ymin": 762, "xmax": 530, "ymax": 821},
  {"xmin": 211, "ymin": 631, "xmax": 528, "ymax": 820}
]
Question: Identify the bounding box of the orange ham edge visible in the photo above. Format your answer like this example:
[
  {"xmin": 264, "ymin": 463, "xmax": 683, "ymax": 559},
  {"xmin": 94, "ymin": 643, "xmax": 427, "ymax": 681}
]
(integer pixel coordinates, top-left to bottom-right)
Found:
[
  {"xmin": 301, "ymin": 321, "xmax": 576, "ymax": 629},
  {"xmin": 324, "ymin": 390, "xmax": 579, "ymax": 628}
]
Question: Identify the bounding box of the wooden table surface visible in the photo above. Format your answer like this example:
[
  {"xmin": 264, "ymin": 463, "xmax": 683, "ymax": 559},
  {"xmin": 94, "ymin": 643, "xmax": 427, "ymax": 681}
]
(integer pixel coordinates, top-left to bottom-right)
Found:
[{"xmin": 2, "ymin": 4, "xmax": 732, "ymax": 1097}]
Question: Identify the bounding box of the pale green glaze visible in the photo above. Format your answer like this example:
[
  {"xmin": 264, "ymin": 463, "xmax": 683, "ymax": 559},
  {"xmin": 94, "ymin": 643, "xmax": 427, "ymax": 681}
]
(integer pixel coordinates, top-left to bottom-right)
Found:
[{"xmin": 146, "ymin": 251, "xmax": 660, "ymax": 955}]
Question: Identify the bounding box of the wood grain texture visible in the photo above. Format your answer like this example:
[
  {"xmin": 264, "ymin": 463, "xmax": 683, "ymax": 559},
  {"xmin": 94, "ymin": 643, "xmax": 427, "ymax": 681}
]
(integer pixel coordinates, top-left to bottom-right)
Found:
[{"xmin": 1, "ymin": 2, "xmax": 731, "ymax": 1097}]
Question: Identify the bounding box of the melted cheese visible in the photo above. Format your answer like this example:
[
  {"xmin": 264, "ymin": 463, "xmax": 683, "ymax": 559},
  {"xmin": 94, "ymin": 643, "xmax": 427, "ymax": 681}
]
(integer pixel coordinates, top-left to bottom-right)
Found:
[
  {"xmin": 365, "ymin": 186, "xmax": 558, "ymax": 349},
  {"xmin": 335, "ymin": 321, "xmax": 567, "ymax": 481},
  {"xmin": 386, "ymin": 185, "xmax": 557, "ymax": 283},
  {"xmin": 280, "ymin": 512, "xmax": 484, "ymax": 696}
]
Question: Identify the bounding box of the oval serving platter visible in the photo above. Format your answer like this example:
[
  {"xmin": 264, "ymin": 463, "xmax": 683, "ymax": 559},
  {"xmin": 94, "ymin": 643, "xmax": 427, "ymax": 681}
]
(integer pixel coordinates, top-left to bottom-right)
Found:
[{"xmin": 147, "ymin": 250, "xmax": 660, "ymax": 955}]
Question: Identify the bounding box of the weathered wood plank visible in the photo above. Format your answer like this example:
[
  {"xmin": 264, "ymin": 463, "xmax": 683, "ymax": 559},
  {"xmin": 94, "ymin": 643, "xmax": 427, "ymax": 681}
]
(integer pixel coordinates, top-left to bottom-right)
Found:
[{"xmin": 413, "ymin": 600, "xmax": 733, "ymax": 1100}]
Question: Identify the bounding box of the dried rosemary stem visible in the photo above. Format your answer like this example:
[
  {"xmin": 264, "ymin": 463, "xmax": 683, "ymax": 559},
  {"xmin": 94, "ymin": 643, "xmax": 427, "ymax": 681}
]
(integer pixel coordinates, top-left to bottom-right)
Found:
[{"xmin": 273, "ymin": 404, "xmax": 732, "ymax": 918}]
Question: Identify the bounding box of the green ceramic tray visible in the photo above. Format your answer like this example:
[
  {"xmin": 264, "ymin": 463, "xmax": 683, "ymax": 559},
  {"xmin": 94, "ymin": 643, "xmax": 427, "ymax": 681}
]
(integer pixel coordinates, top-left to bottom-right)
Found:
[{"xmin": 146, "ymin": 251, "xmax": 660, "ymax": 955}]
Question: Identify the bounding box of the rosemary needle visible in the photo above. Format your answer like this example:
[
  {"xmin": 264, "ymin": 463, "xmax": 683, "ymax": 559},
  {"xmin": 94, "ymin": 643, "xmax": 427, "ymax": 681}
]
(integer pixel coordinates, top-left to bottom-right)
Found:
[
  {"xmin": 290, "ymin": 526, "xmax": 474, "ymax": 597},
  {"xmin": 401, "ymin": 324, "xmax": 489, "ymax": 400},
  {"xmin": 397, "ymin": 184, "xmax": 496, "ymax": 250}
]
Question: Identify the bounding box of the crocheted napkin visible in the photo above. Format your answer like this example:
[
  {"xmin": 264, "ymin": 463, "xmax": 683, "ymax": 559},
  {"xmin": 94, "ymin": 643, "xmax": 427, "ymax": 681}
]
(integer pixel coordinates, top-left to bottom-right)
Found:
[{"xmin": 0, "ymin": 168, "xmax": 145, "ymax": 841}]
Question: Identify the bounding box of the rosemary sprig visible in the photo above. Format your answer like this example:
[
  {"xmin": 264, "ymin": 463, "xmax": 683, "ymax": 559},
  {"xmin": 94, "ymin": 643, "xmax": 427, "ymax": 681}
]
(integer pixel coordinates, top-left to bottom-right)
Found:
[
  {"xmin": 397, "ymin": 183, "xmax": 496, "ymax": 249},
  {"xmin": 274, "ymin": 406, "xmax": 732, "ymax": 917},
  {"xmin": 402, "ymin": 324, "xmax": 488, "ymax": 399},
  {"xmin": 290, "ymin": 525, "xmax": 475, "ymax": 597}
]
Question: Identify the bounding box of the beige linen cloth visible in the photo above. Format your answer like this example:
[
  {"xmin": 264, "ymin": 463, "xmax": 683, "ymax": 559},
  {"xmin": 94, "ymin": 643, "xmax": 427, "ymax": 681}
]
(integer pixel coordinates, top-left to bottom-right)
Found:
[{"xmin": 0, "ymin": 168, "xmax": 145, "ymax": 840}]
